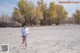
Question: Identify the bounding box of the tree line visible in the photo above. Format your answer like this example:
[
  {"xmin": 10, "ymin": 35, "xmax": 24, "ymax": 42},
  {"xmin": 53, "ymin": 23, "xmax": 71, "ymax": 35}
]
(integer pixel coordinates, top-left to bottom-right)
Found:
[
  {"xmin": 12, "ymin": 0, "xmax": 67, "ymax": 26},
  {"xmin": 0, "ymin": 0, "xmax": 80, "ymax": 27}
]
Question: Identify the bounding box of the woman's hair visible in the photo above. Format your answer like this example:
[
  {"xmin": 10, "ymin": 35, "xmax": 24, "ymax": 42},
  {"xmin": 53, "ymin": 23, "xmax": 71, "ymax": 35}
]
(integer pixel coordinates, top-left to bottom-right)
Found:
[{"xmin": 22, "ymin": 23, "xmax": 26, "ymax": 27}]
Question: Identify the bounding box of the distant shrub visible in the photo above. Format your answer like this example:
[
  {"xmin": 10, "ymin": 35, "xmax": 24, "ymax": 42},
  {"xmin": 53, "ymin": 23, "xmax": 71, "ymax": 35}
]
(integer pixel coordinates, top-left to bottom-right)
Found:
[
  {"xmin": 0, "ymin": 21, "xmax": 21, "ymax": 27},
  {"xmin": 0, "ymin": 22, "xmax": 7, "ymax": 27},
  {"xmin": 8, "ymin": 21, "xmax": 21, "ymax": 27}
]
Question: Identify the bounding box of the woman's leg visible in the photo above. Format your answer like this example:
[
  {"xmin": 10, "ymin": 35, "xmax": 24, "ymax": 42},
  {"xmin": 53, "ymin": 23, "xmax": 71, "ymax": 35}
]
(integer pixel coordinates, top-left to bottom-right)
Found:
[
  {"xmin": 24, "ymin": 37, "xmax": 27, "ymax": 46},
  {"xmin": 22, "ymin": 36, "xmax": 25, "ymax": 45}
]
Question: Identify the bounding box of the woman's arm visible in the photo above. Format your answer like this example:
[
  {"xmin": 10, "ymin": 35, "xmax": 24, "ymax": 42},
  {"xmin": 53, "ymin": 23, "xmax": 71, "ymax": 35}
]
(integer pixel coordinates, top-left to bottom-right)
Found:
[{"xmin": 27, "ymin": 28, "xmax": 30, "ymax": 35}]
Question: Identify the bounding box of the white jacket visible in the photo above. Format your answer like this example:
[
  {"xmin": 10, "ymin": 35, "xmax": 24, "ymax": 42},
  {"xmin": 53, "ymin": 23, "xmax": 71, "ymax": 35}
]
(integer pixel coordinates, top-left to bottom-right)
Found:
[{"xmin": 21, "ymin": 27, "xmax": 30, "ymax": 36}]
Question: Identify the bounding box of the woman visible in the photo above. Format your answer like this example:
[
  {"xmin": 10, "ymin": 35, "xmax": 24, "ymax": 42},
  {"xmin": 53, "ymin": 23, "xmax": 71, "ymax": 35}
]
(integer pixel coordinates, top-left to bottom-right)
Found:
[{"xmin": 21, "ymin": 23, "xmax": 30, "ymax": 47}]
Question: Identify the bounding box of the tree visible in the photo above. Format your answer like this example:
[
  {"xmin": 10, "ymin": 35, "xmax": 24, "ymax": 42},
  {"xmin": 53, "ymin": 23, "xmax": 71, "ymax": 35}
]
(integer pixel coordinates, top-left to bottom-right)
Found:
[
  {"xmin": 12, "ymin": 7, "xmax": 24, "ymax": 23},
  {"xmin": 12, "ymin": 0, "xmax": 34, "ymax": 25},
  {"xmin": 48, "ymin": 2, "xmax": 57, "ymax": 24},
  {"xmin": 73, "ymin": 9, "xmax": 80, "ymax": 24},
  {"xmin": 0, "ymin": 14, "xmax": 10, "ymax": 23},
  {"xmin": 37, "ymin": 0, "xmax": 47, "ymax": 25},
  {"xmin": 0, "ymin": 14, "xmax": 12, "ymax": 27},
  {"xmin": 34, "ymin": 5, "xmax": 43, "ymax": 25},
  {"xmin": 55, "ymin": 5, "xmax": 67, "ymax": 25}
]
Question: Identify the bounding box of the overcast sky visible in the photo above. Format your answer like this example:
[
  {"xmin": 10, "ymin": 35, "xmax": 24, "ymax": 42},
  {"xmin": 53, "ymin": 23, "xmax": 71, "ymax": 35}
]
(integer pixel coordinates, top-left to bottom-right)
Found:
[{"xmin": 0, "ymin": 0, "xmax": 80, "ymax": 17}]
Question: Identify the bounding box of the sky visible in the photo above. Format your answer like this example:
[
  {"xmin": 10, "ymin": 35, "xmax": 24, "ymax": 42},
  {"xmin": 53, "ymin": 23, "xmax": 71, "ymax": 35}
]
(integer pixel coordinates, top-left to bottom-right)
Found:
[{"xmin": 0, "ymin": 0, "xmax": 80, "ymax": 17}]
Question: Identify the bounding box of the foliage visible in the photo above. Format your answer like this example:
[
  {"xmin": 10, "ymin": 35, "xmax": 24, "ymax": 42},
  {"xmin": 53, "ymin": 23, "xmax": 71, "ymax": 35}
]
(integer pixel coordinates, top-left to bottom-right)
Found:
[
  {"xmin": 73, "ymin": 9, "xmax": 80, "ymax": 24},
  {"xmin": 12, "ymin": 0, "xmax": 68, "ymax": 26},
  {"xmin": 55, "ymin": 5, "xmax": 67, "ymax": 25},
  {"xmin": 12, "ymin": 0, "xmax": 34, "ymax": 25}
]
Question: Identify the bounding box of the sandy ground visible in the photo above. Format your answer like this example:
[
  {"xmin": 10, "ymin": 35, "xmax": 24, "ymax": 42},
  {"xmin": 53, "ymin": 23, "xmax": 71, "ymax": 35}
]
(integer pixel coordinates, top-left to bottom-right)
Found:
[{"xmin": 0, "ymin": 25, "xmax": 80, "ymax": 53}]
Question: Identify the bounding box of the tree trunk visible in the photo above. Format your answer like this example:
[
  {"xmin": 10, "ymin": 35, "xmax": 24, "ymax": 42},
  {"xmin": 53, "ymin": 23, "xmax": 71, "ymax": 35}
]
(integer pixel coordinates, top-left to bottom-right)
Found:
[{"xmin": 55, "ymin": 19, "xmax": 61, "ymax": 25}]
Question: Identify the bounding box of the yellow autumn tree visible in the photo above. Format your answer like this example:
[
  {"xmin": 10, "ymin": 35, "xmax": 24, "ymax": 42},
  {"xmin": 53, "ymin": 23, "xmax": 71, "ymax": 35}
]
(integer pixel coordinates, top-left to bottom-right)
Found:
[
  {"xmin": 55, "ymin": 5, "xmax": 67, "ymax": 25},
  {"xmin": 73, "ymin": 9, "xmax": 80, "ymax": 24},
  {"xmin": 12, "ymin": 0, "xmax": 34, "ymax": 25},
  {"xmin": 48, "ymin": 2, "xmax": 57, "ymax": 24}
]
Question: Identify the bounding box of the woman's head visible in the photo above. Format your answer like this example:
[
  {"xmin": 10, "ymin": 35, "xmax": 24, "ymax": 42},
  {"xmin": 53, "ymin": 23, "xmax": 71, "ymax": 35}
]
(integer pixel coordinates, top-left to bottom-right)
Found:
[{"xmin": 22, "ymin": 23, "xmax": 27, "ymax": 28}]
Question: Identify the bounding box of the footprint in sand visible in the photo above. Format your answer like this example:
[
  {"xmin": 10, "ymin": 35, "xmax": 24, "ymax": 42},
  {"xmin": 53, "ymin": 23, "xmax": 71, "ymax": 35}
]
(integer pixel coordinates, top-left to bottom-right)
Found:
[{"xmin": 13, "ymin": 47, "xmax": 17, "ymax": 49}]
